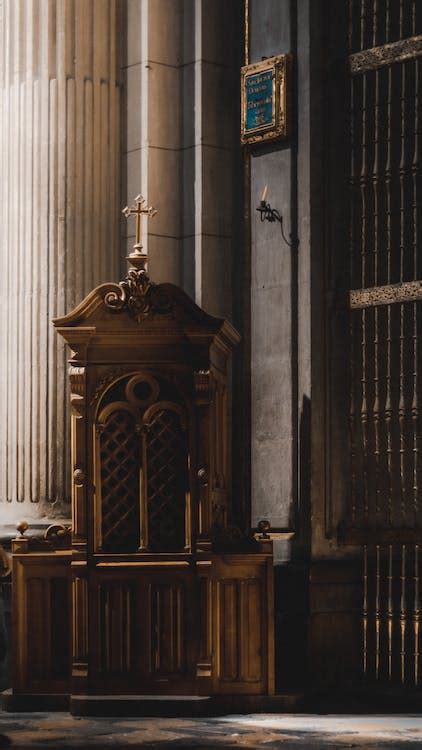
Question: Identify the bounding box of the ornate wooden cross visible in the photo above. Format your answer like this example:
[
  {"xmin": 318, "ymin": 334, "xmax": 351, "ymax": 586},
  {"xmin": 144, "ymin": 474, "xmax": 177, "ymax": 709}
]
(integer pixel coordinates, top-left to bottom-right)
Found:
[{"xmin": 122, "ymin": 194, "xmax": 157, "ymax": 271}]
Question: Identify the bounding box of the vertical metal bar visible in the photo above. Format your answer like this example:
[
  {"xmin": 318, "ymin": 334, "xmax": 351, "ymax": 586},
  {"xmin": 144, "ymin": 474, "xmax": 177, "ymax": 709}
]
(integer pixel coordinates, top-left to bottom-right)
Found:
[
  {"xmin": 361, "ymin": 69, "xmax": 369, "ymax": 521},
  {"xmin": 362, "ymin": 309, "xmax": 369, "ymax": 520},
  {"xmin": 360, "ymin": 0, "xmax": 366, "ymax": 51},
  {"xmin": 411, "ymin": 58, "xmax": 420, "ymax": 524},
  {"xmin": 385, "ymin": 63, "xmax": 393, "ymax": 526},
  {"xmin": 350, "ymin": 61, "xmax": 357, "ymax": 522},
  {"xmin": 398, "ymin": 302, "xmax": 406, "ymax": 521},
  {"xmin": 373, "ymin": 66, "xmax": 381, "ymax": 520},
  {"xmin": 414, "ymin": 544, "xmax": 420, "ymax": 685},
  {"xmin": 398, "ymin": 61, "xmax": 406, "ymax": 521},
  {"xmin": 400, "ymin": 544, "xmax": 407, "ymax": 684},
  {"xmin": 375, "ymin": 544, "xmax": 381, "ymax": 679},
  {"xmin": 348, "ymin": 0, "xmax": 354, "ymax": 52},
  {"xmin": 386, "ymin": 0, "xmax": 390, "ymax": 42},
  {"xmin": 387, "ymin": 544, "xmax": 393, "ymax": 680},
  {"xmin": 361, "ymin": 72, "xmax": 367, "ymax": 290},
  {"xmin": 372, "ymin": 0, "xmax": 378, "ymax": 47},
  {"xmin": 373, "ymin": 316, "xmax": 381, "ymax": 520},
  {"xmin": 350, "ymin": 352, "xmax": 357, "ymax": 523},
  {"xmin": 363, "ymin": 544, "xmax": 369, "ymax": 676}
]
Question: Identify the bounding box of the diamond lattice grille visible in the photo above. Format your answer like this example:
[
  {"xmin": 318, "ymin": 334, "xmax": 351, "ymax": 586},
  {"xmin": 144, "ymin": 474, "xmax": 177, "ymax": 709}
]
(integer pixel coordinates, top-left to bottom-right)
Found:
[
  {"xmin": 147, "ymin": 409, "xmax": 187, "ymax": 552},
  {"xmin": 100, "ymin": 410, "xmax": 140, "ymax": 551}
]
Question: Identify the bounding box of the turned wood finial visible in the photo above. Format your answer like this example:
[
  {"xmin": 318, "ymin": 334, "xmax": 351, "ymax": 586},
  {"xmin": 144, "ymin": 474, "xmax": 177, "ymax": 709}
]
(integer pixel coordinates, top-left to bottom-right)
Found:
[
  {"xmin": 122, "ymin": 194, "xmax": 157, "ymax": 272},
  {"xmin": 12, "ymin": 520, "xmax": 30, "ymax": 553},
  {"xmin": 16, "ymin": 519, "xmax": 29, "ymax": 537},
  {"xmin": 257, "ymin": 519, "xmax": 271, "ymax": 539}
]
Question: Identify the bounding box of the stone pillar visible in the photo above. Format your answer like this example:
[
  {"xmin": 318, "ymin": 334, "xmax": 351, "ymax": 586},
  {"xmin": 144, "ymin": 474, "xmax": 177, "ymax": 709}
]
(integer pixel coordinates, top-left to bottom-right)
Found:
[
  {"xmin": 249, "ymin": 1, "xmax": 295, "ymax": 534},
  {"xmin": 120, "ymin": 0, "xmax": 242, "ymax": 321},
  {"xmin": 0, "ymin": 0, "xmax": 121, "ymax": 523},
  {"xmin": 121, "ymin": 0, "xmax": 185, "ymax": 286},
  {"xmin": 188, "ymin": 0, "xmax": 242, "ymax": 322}
]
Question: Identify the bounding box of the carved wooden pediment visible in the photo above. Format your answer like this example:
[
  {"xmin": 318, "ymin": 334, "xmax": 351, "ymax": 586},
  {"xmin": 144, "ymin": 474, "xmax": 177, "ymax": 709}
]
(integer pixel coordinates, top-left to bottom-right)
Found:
[{"xmin": 53, "ymin": 268, "xmax": 239, "ymax": 345}]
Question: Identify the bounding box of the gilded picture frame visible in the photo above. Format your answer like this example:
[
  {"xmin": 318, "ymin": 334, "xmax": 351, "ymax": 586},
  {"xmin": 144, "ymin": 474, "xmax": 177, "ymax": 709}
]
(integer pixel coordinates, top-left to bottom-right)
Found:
[{"xmin": 240, "ymin": 54, "xmax": 291, "ymax": 146}]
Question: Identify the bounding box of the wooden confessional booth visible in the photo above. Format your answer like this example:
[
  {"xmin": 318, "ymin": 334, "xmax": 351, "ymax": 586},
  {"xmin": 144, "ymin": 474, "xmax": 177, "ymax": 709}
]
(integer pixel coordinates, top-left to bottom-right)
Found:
[{"xmin": 6, "ymin": 242, "xmax": 275, "ymax": 714}]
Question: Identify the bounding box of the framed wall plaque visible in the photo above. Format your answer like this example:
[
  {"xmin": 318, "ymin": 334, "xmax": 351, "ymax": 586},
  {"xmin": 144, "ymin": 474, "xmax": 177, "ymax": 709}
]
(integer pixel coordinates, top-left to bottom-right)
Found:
[{"xmin": 241, "ymin": 54, "xmax": 291, "ymax": 146}]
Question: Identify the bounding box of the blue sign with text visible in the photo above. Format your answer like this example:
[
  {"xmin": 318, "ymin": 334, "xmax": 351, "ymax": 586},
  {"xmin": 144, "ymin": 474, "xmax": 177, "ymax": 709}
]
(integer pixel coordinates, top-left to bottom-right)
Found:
[{"xmin": 245, "ymin": 70, "xmax": 274, "ymax": 132}]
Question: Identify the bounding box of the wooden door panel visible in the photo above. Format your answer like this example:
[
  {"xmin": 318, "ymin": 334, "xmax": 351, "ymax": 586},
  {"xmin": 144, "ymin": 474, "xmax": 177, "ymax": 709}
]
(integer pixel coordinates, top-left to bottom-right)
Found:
[{"xmin": 90, "ymin": 566, "xmax": 197, "ymax": 694}]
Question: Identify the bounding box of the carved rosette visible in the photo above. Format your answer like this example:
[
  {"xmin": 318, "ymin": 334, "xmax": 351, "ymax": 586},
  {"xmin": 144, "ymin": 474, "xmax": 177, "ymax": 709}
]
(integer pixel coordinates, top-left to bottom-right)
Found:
[{"xmin": 104, "ymin": 268, "xmax": 172, "ymax": 323}]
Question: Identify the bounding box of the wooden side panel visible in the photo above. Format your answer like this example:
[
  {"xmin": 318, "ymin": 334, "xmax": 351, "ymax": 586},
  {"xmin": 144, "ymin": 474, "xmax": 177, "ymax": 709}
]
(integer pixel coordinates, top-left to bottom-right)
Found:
[
  {"xmin": 13, "ymin": 553, "xmax": 71, "ymax": 694},
  {"xmin": 212, "ymin": 555, "xmax": 274, "ymax": 695}
]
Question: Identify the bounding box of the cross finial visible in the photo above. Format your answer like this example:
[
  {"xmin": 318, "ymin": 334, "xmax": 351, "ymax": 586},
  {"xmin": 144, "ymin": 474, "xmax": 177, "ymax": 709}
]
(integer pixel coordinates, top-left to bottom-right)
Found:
[{"xmin": 122, "ymin": 194, "xmax": 157, "ymax": 271}]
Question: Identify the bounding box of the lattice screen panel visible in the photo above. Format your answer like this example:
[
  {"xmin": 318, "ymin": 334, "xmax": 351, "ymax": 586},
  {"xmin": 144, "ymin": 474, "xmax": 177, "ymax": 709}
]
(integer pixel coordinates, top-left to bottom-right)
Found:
[
  {"xmin": 100, "ymin": 410, "xmax": 140, "ymax": 552},
  {"xmin": 348, "ymin": 0, "xmax": 422, "ymax": 528},
  {"xmin": 146, "ymin": 408, "xmax": 187, "ymax": 552}
]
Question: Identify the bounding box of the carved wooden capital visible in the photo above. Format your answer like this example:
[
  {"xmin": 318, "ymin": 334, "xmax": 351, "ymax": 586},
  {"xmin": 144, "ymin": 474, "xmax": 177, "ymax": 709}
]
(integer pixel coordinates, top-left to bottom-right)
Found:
[
  {"xmin": 194, "ymin": 370, "xmax": 212, "ymax": 404},
  {"xmin": 69, "ymin": 366, "xmax": 86, "ymax": 416}
]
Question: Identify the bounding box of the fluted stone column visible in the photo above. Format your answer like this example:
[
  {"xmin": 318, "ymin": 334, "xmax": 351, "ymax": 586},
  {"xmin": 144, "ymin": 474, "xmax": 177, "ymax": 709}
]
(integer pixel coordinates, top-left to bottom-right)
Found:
[{"xmin": 0, "ymin": 0, "xmax": 121, "ymax": 523}]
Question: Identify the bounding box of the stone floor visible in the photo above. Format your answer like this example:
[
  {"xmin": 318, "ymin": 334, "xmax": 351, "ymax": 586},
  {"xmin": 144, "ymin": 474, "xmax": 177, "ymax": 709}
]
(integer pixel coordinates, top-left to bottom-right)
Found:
[{"xmin": 1, "ymin": 713, "xmax": 422, "ymax": 749}]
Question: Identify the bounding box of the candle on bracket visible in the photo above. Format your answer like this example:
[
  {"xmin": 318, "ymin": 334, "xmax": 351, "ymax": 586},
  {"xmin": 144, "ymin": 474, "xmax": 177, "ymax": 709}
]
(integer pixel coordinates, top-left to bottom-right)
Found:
[{"xmin": 261, "ymin": 185, "xmax": 268, "ymax": 203}]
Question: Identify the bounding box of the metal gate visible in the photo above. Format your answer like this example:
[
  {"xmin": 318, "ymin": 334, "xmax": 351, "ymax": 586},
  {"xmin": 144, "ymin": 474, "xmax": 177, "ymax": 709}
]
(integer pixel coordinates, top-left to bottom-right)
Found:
[{"xmin": 347, "ymin": 0, "xmax": 422, "ymax": 687}]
